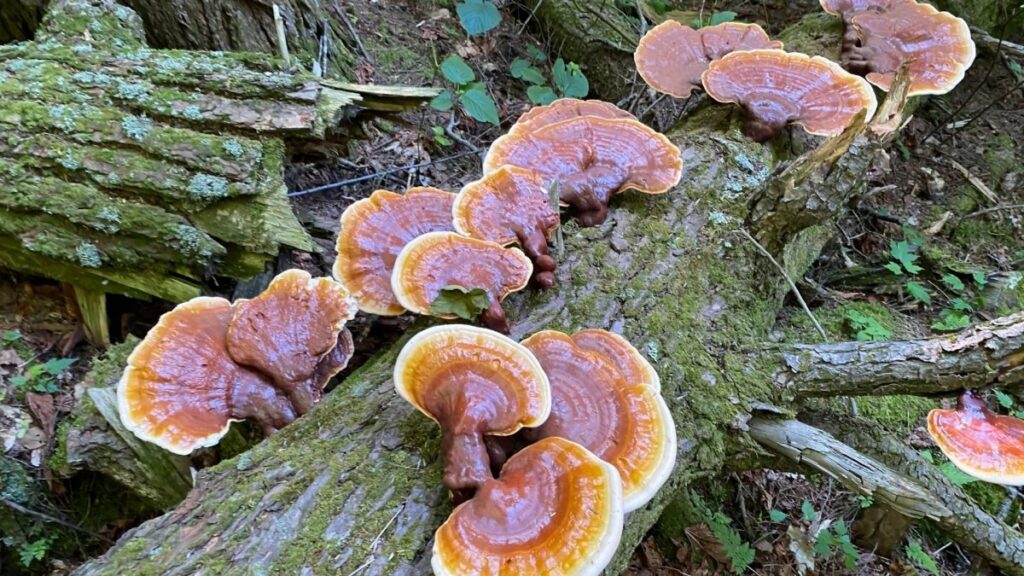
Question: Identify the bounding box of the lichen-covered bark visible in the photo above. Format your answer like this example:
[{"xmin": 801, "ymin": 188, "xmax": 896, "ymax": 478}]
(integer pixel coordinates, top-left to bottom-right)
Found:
[{"xmin": 779, "ymin": 312, "xmax": 1024, "ymax": 397}]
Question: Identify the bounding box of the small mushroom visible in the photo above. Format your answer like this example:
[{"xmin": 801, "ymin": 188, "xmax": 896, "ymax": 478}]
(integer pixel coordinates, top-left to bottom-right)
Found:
[
  {"xmin": 702, "ymin": 49, "xmax": 878, "ymax": 142},
  {"xmin": 522, "ymin": 330, "xmax": 676, "ymax": 511},
  {"xmin": 333, "ymin": 187, "xmax": 456, "ymax": 315},
  {"xmin": 117, "ymin": 297, "xmax": 296, "ymax": 454},
  {"xmin": 845, "ymin": 1, "xmax": 976, "ymax": 95},
  {"xmin": 391, "ymin": 231, "xmax": 533, "ymax": 333},
  {"xmin": 454, "ymin": 165, "xmax": 561, "ymax": 289},
  {"xmin": 927, "ymin": 391, "xmax": 1024, "ymax": 485},
  {"xmin": 227, "ymin": 269, "xmax": 357, "ymax": 414},
  {"xmin": 483, "ymin": 115, "xmax": 682, "ymax": 226},
  {"xmin": 635, "ymin": 20, "xmax": 782, "ymax": 99},
  {"xmin": 394, "ymin": 325, "xmax": 550, "ymax": 493},
  {"xmin": 512, "ymin": 98, "xmax": 636, "ymax": 133},
  {"xmin": 432, "ymin": 437, "xmax": 623, "ymax": 576}
]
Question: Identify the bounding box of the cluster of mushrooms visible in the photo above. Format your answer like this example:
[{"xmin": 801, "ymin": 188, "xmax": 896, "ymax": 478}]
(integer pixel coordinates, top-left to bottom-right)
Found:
[
  {"xmin": 635, "ymin": 0, "xmax": 975, "ymax": 141},
  {"xmin": 395, "ymin": 324, "xmax": 675, "ymax": 574}
]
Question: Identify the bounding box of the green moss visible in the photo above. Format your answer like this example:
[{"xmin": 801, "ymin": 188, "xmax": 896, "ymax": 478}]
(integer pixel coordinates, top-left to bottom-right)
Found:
[
  {"xmin": 857, "ymin": 396, "xmax": 937, "ymax": 433},
  {"xmin": 0, "ymin": 457, "xmax": 34, "ymax": 504},
  {"xmin": 982, "ymin": 131, "xmax": 1017, "ymax": 183}
]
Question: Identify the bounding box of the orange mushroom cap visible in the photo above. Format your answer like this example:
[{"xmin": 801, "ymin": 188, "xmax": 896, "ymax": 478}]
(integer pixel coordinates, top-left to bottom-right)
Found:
[
  {"xmin": 453, "ymin": 166, "xmax": 561, "ymax": 289},
  {"xmin": 522, "ymin": 330, "xmax": 676, "ymax": 512},
  {"xmin": 333, "ymin": 187, "xmax": 456, "ymax": 316},
  {"xmin": 819, "ymin": 0, "xmax": 907, "ymax": 17},
  {"xmin": 927, "ymin": 391, "xmax": 1024, "ymax": 485},
  {"xmin": 846, "ymin": 2, "xmax": 976, "ymax": 96},
  {"xmin": 483, "ymin": 115, "xmax": 682, "ymax": 226},
  {"xmin": 572, "ymin": 329, "xmax": 661, "ymax": 392},
  {"xmin": 635, "ymin": 20, "xmax": 782, "ymax": 99},
  {"xmin": 512, "ymin": 98, "xmax": 636, "ymax": 133},
  {"xmin": 391, "ymin": 231, "xmax": 533, "ymax": 333},
  {"xmin": 117, "ymin": 297, "xmax": 296, "ymax": 454},
  {"xmin": 432, "ymin": 436, "xmax": 623, "ymax": 576},
  {"xmin": 394, "ymin": 325, "xmax": 550, "ymax": 492},
  {"xmin": 702, "ymin": 49, "xmax": 878, "ymax": 142},
  {"xmin": 226, "ymin": 270, "xmax": 357, "ymax": 414}
]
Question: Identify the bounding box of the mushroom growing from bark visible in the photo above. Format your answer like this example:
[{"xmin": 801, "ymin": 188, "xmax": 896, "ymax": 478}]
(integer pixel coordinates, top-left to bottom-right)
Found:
[
  {"xmin": 394, "ymin": 325, "xmax": 550, "ymax": 494},
  {"xmin": 454, "ymin": 166, "xmax": 561, "ymax": 288},
  {"xmin": 927, "ymin": 390, "xmax": 1024, "ymax": 485},
  {"xmin": 843, "ymin": 1, "xmax": 976, "ymax": 96},
  {"xmin": 511, "ymin": 98, "xmax": 636, "ymax": 133},
  {"xmin": 333, "ymin": 187, "xmax": 456, "ymax": 315},
  {"xmin": 635, "ymin": 20, "xmax": 783, "ymax": 99},
  {"xmin": 432, "ymin": 437, "xmax": 623, "ymax": 576},
  {"xmin": 702, "ymin": 49, "xmax": 878, "ymax": 142},
  {"xmin": 391, "ymin": 231, "xmax": 533, "ymax": 333},
  {"xmin": 227, "ymin": 269, "xmax": 358, "ymax": 414},
  {"xmin": 483, "ymin": 115, "xmax": 682, "ymax": 226},
  {"xmin": 522, "ymin": 330, "xmax": 676, "ymax": 511},
  {"xmin": 118, "ymin": 297, "xmax": 297, "ymax": 455},
  {"xmin": 819, "ymin": 0, "xmax": 909, "ymax": 67}
]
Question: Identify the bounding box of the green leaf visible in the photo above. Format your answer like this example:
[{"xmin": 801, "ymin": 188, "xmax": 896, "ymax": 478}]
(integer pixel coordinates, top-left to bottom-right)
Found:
[
  {"xmin": 939, "ymin": 462, "xmax": 977, "ymax": 485},
  {"xmin": 429, "ymin": 285, "xmax": 492, "ymax": 320},
  {"xmin": 460, "ymin": 84, "xmax": 500, "ymax": 125},
  {"xmin": 906, "ymin": 281, "xmax": 932, "ymax": 305},
  {"xmin": 43, "ymin": 357, "xmax": 76, "ymax": 375},
  {"xmin": 919, "ymin": 449, "xmax": 935, "ymax": 463},
  {"xmin": 800, "ymin": 500, "xmax": 817, "ymax": 522},
  {"xmin": 995, "ymin": 390, "xmax": 1014, "ymax": 409},
  {"xmin": 551, "ymin": 58, "xmax": 589, "ymax": 98},
  {"xmin": 430, "ymin": 90, "xmax": 454, "ymax": 111},
  {"xmin": 10, "ymin": 375, "xmax": 29, "ymax": 387},
  {"xmin": 510, "ymin": 59, "xmax": 547, "ymax": 84},
  {"xmin": 440, "ymin": 54, "xmax": 475, "ymax": 85},
  {"xmin": 950, "ymin": 297, "xmax": 974, "ymax": 312},
  {"xmin": 905, "ymin": 542, "xmax": 940, "ymax": 575},
  {"xmin": 455, "ymin": 0, "xmax": 501, "ymax": 36},
  {"xmin": 973, "ymin": 271, "xmax": 989, "ymax": 287},
  {"xmin": 931, "ymin": 310, "xmax": 970, "ymax": 332},
  {"xmin": 707, "ymin": 511, "xmax": 754, "ymax": 574},
  {"xmin": 2, "ymin": 329, "xmax": 21, "ymax": 343},
  {"xmin": 857, "ymin": 495, "xmax": 874, "ymax": 508},
  {"xmin": 813, "ymin": 528, "xmax": 833, "ymax": 556},
  {"xmin": 1014, "ymin": 410, "xmax": 1024, "ymax": 419},
  {"xmin": 889, "ymin": 240, "xmax": 922, "ymax": 274},
  {"xmin": 769, "ymin": 509, "xmax": 787, "ymax": 522},
  {"xmin": 527, "ymin": 84, "xmax": 557, "ymax": 105},
  {"xmin": 846, "ymin": 310, "xmax": 892, "ymax": 341},
  {"xmin": 708, "ymin": 11, "xmax": 738, "ymax": 25},
  {"xmin": 883, "ymin": 262, "xmax": 904, "ymax": 276},
  {"xmin": 526, "ymin": 44, "xmax": 547, "ymax": 62},
  {"xmin": 941, "ymin": 273, "xmax": 965, "ymax": 292}
]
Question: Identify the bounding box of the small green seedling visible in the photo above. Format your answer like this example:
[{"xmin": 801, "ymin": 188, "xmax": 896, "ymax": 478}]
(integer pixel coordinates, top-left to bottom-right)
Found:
[
  {"xmin": 2, "ymin": 329, "xmax": 22, "ymax": 344},
  {"xmin": 692, "ymin": 10, "xmax": 737, "ymax": 28},
  {"xmin": 845, "ymin": 310, "xmax": 892, "ymax": 341},
  {"xmin": 11, "ymin": 357, "xmax": 77, "ymax": 394},
  {"xmin": 510, "ymin": 48, "xmax": 589, "ymax": 105},
  {"xmin": 431, "ymin": 54, "xmax": 500, "ymax": 125},
  {"xmin": 431, "ymin": 126, "xmax": 452, "ymax": 147}
]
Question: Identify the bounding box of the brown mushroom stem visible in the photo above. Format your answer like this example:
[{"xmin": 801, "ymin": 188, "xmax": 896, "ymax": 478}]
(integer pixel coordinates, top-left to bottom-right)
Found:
[
  {"xmin": 557, "ymin": 165, "xmax": 627, "ymax": 226},
  {"xmin": 511, "ymin": 223, "xmax": 558, "ymax": 289},
  {"xmin": 228, "ymin": 373, "xmax": 298, "ymax": 436},
  {"xmin": 484, "ymin": 435, "xmax": 516, "ymax": 475},
  {"xmin": 480, "ymin": 299, "xmax": 511, "ymax": 334},
  {"xmin": 743, "ymin": 115, "xmax": 791, "ymax": 143},
  {"xmin": 440, "ymin": 426, "xmax": 496, "ymax": 492}
]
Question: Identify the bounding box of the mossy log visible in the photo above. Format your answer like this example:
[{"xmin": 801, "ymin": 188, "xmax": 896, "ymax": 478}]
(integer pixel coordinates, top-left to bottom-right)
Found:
[
  {"xmin": 0, "ymin": 0, "xmax": 434, "ymax": 341},
  {"xmin": 72, "ymin": 5, "xmax": 1024, "ymax": 576}
]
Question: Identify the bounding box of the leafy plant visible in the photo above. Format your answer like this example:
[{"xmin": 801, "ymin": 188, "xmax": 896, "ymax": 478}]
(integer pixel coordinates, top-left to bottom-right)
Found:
[
  {"xmin": 2, "ymin": 329, "xmax": 21, "ymax": 344},
  {"xmin": 510, "ymin": 48, "xmax": 589, "ymax": 105},
  {"xmin": 707, "ymin": 510, "xmax": 755, "ymax": 574},
  {"xmin": 905, "ymin": 541, "xmax": 940, "ymax": 575},
  {"xmin": 456, "ymin": 0, "xmax": 501, "ymax": 36},
  {"xmin": 931, "ymin": 309, "xmax": 970, "ymax": 332},
  {"xmin": 431, "ymin": 126, "xmax": 452, "ymax": 147},
  {"xmin": 18, "ymin": 535, "xmax": 53, "ymax": 567},
  {"xmin": 692, "ymin": 10, "xmax": 737, "ymax": 28},
  {"xmin": 800, "ymin": 499, "xmax": 818, "ymax": 522},
  {"xmin": 845, "ymin": 310, "xmax": 893, "ymax": 341},
  {"xmin": 430, "ymin": 285, "xmax": 492, "ymax": 320},
  {"xmin": 769, "ymin": 509, "xmax": 787, "ymax": 522},
  {"xmin": 431, "ymin": 54, "xmax": 500, "ymax": 125},
  {"xmin": 919, "ymin": 449, "xmax": 977, "ymax": 486},
  {"xmin": 10, "ymin": 357, "xmax": 76, "ymax": 394}
]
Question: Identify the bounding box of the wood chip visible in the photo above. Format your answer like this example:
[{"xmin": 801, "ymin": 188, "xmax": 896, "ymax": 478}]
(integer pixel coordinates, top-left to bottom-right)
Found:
[{"xmin": 949, "ymin": 159, "xmax": 998, "ymax": 204}]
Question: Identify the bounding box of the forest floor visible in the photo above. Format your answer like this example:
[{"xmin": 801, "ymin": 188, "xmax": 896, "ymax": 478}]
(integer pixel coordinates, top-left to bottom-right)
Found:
[{"xmin": 1, "ymin": 0, "xmax": 1022, "ymax": 574}]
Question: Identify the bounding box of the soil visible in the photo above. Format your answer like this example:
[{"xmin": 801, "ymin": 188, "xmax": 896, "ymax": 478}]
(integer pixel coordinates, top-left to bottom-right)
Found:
[{"xmin": 1, "ymin": 0, "xmax": 1021, "ymax": 574}]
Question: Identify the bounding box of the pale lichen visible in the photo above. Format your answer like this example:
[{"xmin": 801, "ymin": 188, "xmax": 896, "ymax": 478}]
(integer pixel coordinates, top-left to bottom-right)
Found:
[
  {"xmin": 75, "ymin": 243, "xmax": 103, "ymax": 268},
  {"xmin": 186, "ymin": 174, "xmax": 229, "ymax": 200}
]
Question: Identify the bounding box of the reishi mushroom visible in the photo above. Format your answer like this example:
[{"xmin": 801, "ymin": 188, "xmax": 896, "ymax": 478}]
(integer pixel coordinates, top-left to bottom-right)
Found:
[
  {"xmin": 819, "ymin": 0, "xmax": 909, "ymax": 67},
  {"xmin": 391, "ymin": 231, "xmax": 533, "ymax": 333},
  {"xmin": 118, "ymin": 297, "xmax": 297, "ymax": 454},
  {"xmin": 927, "ymin": 390, "xmax": 1024, "ymax": 485},
  {"xmin": 701, "ymin": 49, "xmax": 878, "ymax": 142},
  {"xmin": 432, "ymin": 437, "xmax": 623, "ymax": 576},
  {"xmin": 333, "ymin": 187, "xmax": 456, "ymax": 315},
  {"xmin": 394, "ymin": 325, "xmax": 550, "ymax": 493},
  {"xmin": 521, "ymin": 330, "xmax": 676, "ymax": 512},
  {"xmin": 453, "ymin": 165, "xmax": 561, "ymax": 289},
  {"xmin": 511, "ymin": 98, "xmax": 636, "ymax": 133},
  {"xmin": 227, "ymin": 269, "xmax": 357, "ymax": 414},
  {"xmin": 635, "ymin": 20, "xmax": 783, "ymax": 99},
  {"xmin": 483, "ymin": 115, "xmax": 683, "ymax": 226},
  {"xmin": 844, "ymin": 1, "xmax": 976, "ymax": 96},
  {"xmin": 573, "ymin": 328, "xmax": 661, "ymax": 391}
]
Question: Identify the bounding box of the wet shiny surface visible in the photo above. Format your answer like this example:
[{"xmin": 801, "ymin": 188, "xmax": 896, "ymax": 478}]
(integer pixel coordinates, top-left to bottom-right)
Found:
[
  {"xmin": 819, "ymin": 0, "xmax": 906, "ymax": 16},
  {"xmin": 227, "ymin": 270, "xmax": 357, "ymax": 414},
  {"xmin": 523, "ymin": 330, "xmax": 675, "ymax": 511},
  {"xmin": 849, "ymin": 2, "xmax": 975, "ymax": 95},
  {"xmin": 394, "ymin": 325, "xmax": 549, "ymax": 490},
  {"xmin": 433, "ymin": 437, "xmax": 622, "ymax": 576},
  {"xmin": 333, "ymin": 187, "xmax": 456, "ymax": 315},
  {"xmin": 391, "ymin": 231, "xmax": 532, "ymax": 316},
  {"xmin": 928, "ymin": 391, "xmax": 1024, "ymax": 484},
  {"xmin": 513, "ymin": 98, "xmax": 635, "ymax": 132},
  {"xmin": 572, "ymin": 329, "xmax": 660, "ymax": 391},
  {"xmin": 635, "ymin": 21, "xmax": 781, "ymax": 99},
  {"xmin": 702, "ymin": 49, "xmax": 877, "ymax": 140}
]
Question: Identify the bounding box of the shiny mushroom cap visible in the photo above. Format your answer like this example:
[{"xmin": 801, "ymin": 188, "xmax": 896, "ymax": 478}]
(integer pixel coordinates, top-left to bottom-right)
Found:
[
  {"xmin": 227, "ymin": 270, "xmax": 357, "ymax": 414},
  {"xmin": 819, "ymin": 0, "xmax": 907, "ymax": 17},
  {"xmin": 702, "ymin": 49, "xmax": 878, "ymax": 142},
  {"xmin": 394, "ymin": 325, "xmax": 550, "ymax": 492},
  {"xmin": 635, "ymin": 20, "xmax": 783, "ymax": 99},
  {"xmin": 333, "ymin": 187, "xmax": 456, "ymax": 316},
  {"xmin": 391, "ymin": 231, "xmax": 533, "ymax": 333},
  {"xmin": 572, "ymin": 329, "xmax": 661, "ymax": 392},
  {"xmin": 432, "ymin": 436, "xmax": 623, "ymax": 576},
  {"xmin": 454, "ymin": 166, "xmax": 561, "ymax": 288},
  {"xmin": 846, "ymin": 2, "xmax": 976, "ymax": 96},
  {"xmin": 522, "ymin": 330, "xmax": 676, "ymax": 512},
  {"xmin": 483, "ymin": 115, "xmax": 682, "ymax": 226},
  {"xmin": 117, "ymin": 297, "xmax": 296, "ymax": 454},
  {"xmin": 512, "ymin": 98, "xmax": 636, "ymax": 132},
  {"xmin": 927, "ymin": 391, "xmax": 1024, "ymax": 485}
]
